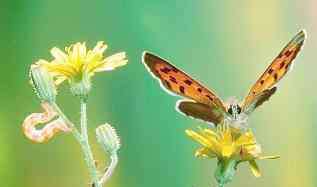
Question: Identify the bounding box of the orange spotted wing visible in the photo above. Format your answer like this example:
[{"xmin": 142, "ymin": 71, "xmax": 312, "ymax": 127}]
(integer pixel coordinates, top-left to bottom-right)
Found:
[
  {"xmin": 142, "ymin": 52, "xmax": 226, "ymax": 125},
  {"xmin": 242, "ymin": 30, "xmax": 306, "ymax": 114}
]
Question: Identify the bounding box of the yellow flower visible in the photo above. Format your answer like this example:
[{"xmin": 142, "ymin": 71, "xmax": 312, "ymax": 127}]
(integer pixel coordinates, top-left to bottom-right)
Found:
[
  {"xmin": 36, "ymin": 42, "xmax": 127, "ymax": 97},
  {"xmin": 186, "ymin": 125, "xmax": 279, "ymax": 185}
]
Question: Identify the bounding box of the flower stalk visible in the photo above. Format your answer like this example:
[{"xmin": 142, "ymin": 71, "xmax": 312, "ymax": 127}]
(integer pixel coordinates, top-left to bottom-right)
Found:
[
  {"xmin": 99, "ymin": 153, "xmax": 118, "ymax": 186},
  {"xmin": 96, "ymin": 124, "xmax": 121, "ymax": 186},
  {"xmin": 80, "ymin": 99, "xmax": 100, "ymax": 187},
  {"xmin": 50, "ymin": 102, "xmax": 82, "ymax": 141},
  {"xmin": 23, "ymin": 41, "xmax": 126, "ymax": 187}
]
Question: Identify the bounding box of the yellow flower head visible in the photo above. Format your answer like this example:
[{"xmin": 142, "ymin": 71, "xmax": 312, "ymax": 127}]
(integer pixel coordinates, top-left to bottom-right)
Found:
[
  {"xmin": 36, "ymin": 42, "xmax": 128, "ymax": 97},
  {"xmin": 186, "ymin": 125, "xmax": 279, "ymax": 182}
]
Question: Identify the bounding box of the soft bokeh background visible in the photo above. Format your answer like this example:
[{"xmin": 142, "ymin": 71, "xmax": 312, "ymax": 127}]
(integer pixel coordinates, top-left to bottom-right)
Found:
[{"xmin": 1, "ymin": 0, "xmax": 316, "ymax": 186}]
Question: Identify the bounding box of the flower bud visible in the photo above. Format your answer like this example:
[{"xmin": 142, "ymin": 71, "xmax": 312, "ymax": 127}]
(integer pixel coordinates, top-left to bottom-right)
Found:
[
  {"xmin": 96, "ymin": 123, "xmax": 120, "ymax": 154},
  {"xmin": 30, "ymin": 65, "xmax": 56, "ymax": 102}
]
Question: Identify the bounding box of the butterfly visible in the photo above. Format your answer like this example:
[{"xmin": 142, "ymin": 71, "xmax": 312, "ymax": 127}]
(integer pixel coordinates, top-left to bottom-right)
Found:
[{"xmin": 142, "ymin": 30, "xmax": 306, "ymax": 129}]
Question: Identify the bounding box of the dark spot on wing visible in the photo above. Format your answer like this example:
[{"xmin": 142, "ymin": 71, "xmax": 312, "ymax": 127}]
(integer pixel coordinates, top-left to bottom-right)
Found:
[
  {"xmin": 285, "ymin": 50, "xmax": 292, "ymax": 57},
  {"xmin": 164, "ymin": 80, "xmax": 171, "ymax": 89},
  {"xmin": 279, "ymin": 61, "xmax": 285, "ymax": 69},
  {"xmin": 172, "ymin": 67, "xmax": 178, "ymax": 73},
  {"xmin": 268, "ymin": 68, "xmax": 274, "ymax": 74},
  {"xmin": 160, "ymin": 67, "xmax": 171, "ymax": 74},
  {"xmin": 184, "ymin": 79, "xmax": 192, "ymax": 85},
  {"xmin": 260, "ymin": 80, "xmax": 265, "ymax": 85},
  {"xmin": 197, "ymin": 88, "xmax": 202, "ymax": 93},
  {"xmin": 206, "ymin": 95, "xmax": 213, "ymax": 101},
  {"xmin": 295, "ymin": 47, "xmax": 301, "ymax": 54},
  {"xmin": 290, "ymin": 56, "xmax": 296, "ymax": 61},
  {"xmin": 179, "ymin": 86, "xmax": 185, "ymax": 94},
  {"xmin": 169, "ymin": 76, "xmax": 177, "ymax": 83},
  {"xmin": 274, "ymin": 73, "xmax": 278, "ymax": 80}
]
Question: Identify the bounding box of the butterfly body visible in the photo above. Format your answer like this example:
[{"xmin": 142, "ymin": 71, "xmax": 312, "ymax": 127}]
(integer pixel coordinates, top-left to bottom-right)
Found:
[
  {"xmin": 142, "ymin": 30, "xmax": 306, "ymax": 129},
  {"xmin": 226, "ymin": 98, "xmax": 242, "ymax": 119},
  {"xmin": 224, "ymin": 98, "xmax": 248, "ymax": 129}
]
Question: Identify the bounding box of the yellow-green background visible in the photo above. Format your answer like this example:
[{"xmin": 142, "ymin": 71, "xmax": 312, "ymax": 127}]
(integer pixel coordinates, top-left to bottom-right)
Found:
[{"xmin": 1, "ymin": 0, "xmax": 316, "ymax": 186}]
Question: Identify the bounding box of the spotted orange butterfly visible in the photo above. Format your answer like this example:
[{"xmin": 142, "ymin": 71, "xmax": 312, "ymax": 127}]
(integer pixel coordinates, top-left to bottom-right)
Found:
[{"xmin": 142, "ymin": 30, "xmax": 306, "ymax": 129}]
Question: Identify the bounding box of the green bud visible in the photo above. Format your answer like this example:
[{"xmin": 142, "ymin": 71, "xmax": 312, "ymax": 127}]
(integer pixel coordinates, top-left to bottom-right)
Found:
[
  {"xmin": 96, "ymin": 123, "xmax": 121, "ymax": 155},
  {"xmin": 30, "ymin": 65, "xmax": 56, "ymax": 103}
]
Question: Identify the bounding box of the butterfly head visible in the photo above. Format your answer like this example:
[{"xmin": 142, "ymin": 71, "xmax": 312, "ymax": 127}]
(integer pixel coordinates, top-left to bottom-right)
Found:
[
  {"xmin": 226, "ymin": 97, "xmax": 242, "ymax": 119},
  {"xmin": 227, "ymin": 104, "xmax": 242, "ymax": 119},
  {"xmin": 225, "ymin": 97, "xmax": 248, "ymax": 130}
]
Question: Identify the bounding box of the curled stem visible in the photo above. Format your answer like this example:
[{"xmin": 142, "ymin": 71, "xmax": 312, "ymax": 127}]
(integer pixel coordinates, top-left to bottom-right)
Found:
[{"xmin": 99, "ymin": 153, "xmax": 119, "ymax": 186}]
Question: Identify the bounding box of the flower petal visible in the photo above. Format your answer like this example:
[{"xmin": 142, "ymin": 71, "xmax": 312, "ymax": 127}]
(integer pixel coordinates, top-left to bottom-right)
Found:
[
  {"xmin": 195, "ymin": 147, "xmax": 216, "ymax": 158},
  {"xmin": 246, "ymin": 144, "xmax": 262, "ymax": 156},
  {"xmin": 92, "ymin": 41, "xmax": 107, "ymax": 54},
  {"xmin": 248, "ymin": 160, "xmax": 261, "ymax": 177},
  {"xmin": 50, "ymin": 47, "xmax": 68, "ymax": 63},
  {"xmin": 55, "ymin": 76, "xmax": 67, "ymax": 85},
  {"xmin": 236, "ymin": 130, "xmax": 256, "ymax": 146},
  {"xmin": 258, "ymin": 155, "xmax": 280, "ymax": 160},
  {"xmin": 70, "ymin": 43, "xmax": 83, "ymax": 65},
  {"xmin": 221, "ymin": 145, "xmax": 235, "ymax": 158},
  {"xmin": 222, "ymin": 128, "xmax": 233, "ymax": 144},
  {"xmin": 95, "ymin": 52, "xmax": 127, "ymax": 72},
  {"xmin": 105, "ymin": 52, "xmax": 126, "ymax": 62},
  {"xmin": 78, "ymin": 42, "xmax": 87, "ymax": 59},
  {"xmin": 186, "ymin": 129, "xmax": 212, "ymax": 148},
  {"xmin": 203, "ymin": 128, "xmax": 220, "ymax": 140},
  {"xmin": 42, "ymin": 62, "xmax": 76, "ymax": 78},
  {"xmin": 86, "ymin": 41, "xmax": 107, "ymax": 63},
  {"xmin": 35, "ymin": 59, "xmax": 50, "ymax": 66}
]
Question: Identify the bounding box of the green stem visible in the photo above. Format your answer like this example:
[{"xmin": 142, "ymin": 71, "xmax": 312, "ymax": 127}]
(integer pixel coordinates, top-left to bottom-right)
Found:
[
  {"xmin": 80, "ymin": 99, "xmax": 100, "ymax": 187},
  {"xmin": 81, "ymin": 100, "xmax": 88, "ymax": 139},
  {"xmin": 99, "ymin": 153, "xmax": 118, "ymax": 186},
  {"xmin": 50, "ymin": 102, "xmax": 81, "ymax": 141},
  {"xmin": 218, "ymin": 183, "xmax": 225, "ymax": 187},
  {"xmin": 51, "ymin": 101, "xmax": 100, "ymax": 187}
]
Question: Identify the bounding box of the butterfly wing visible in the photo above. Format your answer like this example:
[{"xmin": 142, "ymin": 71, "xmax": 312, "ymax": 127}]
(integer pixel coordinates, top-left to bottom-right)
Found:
[
  {"xmin": 243, "ymin": 87, "xmax": 277, "ymax": 115},
  {"xmin": 242, "ymin": 30, "xmax": 306, "ymax": 113},
  {"xmin": 142, "ymin": 52, "xmax": 226, "ymax": 124},
  {"xmin": 176, "ymin": 100, "xmax": 224, "ymax": 125}
]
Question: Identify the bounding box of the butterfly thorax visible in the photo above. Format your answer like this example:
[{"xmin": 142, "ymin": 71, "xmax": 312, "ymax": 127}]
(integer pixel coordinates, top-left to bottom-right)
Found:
[{"xmin": 224, "ymin": 98, "xmax": 248, "ymax": 129}]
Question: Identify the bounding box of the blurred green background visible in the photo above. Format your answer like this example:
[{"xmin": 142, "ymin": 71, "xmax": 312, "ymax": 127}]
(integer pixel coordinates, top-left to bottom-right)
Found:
[{"xmin": 1, "ymin": 0, "xmax": 316, "ymax": 186}]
